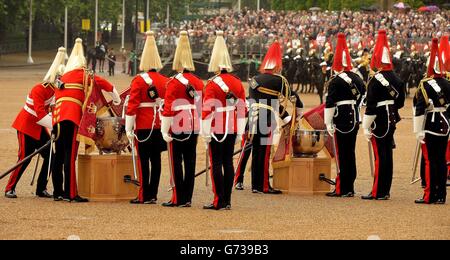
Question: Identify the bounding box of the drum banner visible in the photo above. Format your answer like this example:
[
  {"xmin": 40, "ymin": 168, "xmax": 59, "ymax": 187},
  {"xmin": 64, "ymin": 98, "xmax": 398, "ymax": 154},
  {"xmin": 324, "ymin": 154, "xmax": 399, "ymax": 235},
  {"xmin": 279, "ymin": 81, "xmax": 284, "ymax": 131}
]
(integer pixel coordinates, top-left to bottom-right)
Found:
[
  {"xmin": 302, "ymin": 104, "xmax": 334, "ymax": 158},
  {"xmin": 107, "ymin": 87, "xmax": 131, "ymax": 117},
  {"xmin": 78, "ymin": 84, "xmax": 109, "ymax": 154},
  {"xmin": 272, "ymin": 122, "xmax": 293, "ymax": 167}
]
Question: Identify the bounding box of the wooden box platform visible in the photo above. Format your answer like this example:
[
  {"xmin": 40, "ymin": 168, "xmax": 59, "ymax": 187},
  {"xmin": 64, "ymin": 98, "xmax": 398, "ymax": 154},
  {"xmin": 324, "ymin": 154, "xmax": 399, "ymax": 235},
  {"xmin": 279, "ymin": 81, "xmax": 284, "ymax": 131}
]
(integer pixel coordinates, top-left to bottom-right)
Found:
[
  {"xmin": 273, "ymin": 155, "xmax": 332, "ymax": 195},
  {"xmin": 78, "ymin": 154, "xmax": 138, "ymax": 202}
]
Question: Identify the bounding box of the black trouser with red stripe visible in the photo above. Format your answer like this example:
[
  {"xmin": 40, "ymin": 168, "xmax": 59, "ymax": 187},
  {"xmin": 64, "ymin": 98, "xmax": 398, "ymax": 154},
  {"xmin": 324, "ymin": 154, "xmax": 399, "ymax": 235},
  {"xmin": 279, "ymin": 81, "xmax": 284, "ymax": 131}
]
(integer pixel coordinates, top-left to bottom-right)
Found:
[
  {"xmin": 334, "ymin": 127, "xmax": 359, "ymax": 195},
  {"xmin": 6, "ymin": 129, "xmax": 50, "ymax": 194},
  {"xmin": 135, "ymin": 129, "xmax": 164, "ymax": 202},
  {"xmin": 234, "ymin": 136, "xmax": 252, "ymax": 185},
  {"xmin": 370, "ymin": 130, "xmax": 395, "ymax": 198},
  {"xmin": 52, "ymin": 121, "xmax": 79, "ymax": 200},
  {"xmin": 251, "ymin": 131, "xmax": 273, "ymax": 193},
  {"xmin": 168, "ymin": 134, "xmax": 198, "ymax": 205},
  {"xmin": 209, "ymin": 134, "xmax": 237, "ymax": 208},
  {"xmin": 421, "ymin": 134, "xmax": 448, "ymax": 203}
]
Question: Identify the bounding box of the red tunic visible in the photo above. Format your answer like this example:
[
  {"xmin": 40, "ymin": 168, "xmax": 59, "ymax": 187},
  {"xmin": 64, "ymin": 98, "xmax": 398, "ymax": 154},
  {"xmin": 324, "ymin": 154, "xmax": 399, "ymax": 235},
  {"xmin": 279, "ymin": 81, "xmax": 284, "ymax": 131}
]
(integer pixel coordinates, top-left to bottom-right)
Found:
[
  {"xmin": 12, "ymin": 83, "xmax": 55, "ymax": 140},
  {"xmin": 162, "ymin": 72, "xmax": 204, "ymax": 133},
  {"xmin": 202, "ymin": 73, "xmax": 247, "ymax": 134},
  {"xmin": 54, "ymin": 69, "xmax": 114, "ymax": 126},
  {"xmin": 126, "ymin": 71, "xmax": 169, "ymax": 130}
]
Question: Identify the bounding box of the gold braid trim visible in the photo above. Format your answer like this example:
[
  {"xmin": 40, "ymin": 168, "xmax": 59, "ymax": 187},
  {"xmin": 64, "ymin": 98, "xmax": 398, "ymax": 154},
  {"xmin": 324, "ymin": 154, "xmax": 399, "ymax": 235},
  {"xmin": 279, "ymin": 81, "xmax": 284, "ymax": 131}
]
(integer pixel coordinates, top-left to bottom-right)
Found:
[
  {"xmin": 416, "ymin": 77, "xmax": 433, "ymax": 107},
  {"xmin": 82, "ymin": 69, "xmax": 94, "ymax": 113},
  {"xmin": 275, "ymin": 74, "xmax": 293, "ymax": 119}
]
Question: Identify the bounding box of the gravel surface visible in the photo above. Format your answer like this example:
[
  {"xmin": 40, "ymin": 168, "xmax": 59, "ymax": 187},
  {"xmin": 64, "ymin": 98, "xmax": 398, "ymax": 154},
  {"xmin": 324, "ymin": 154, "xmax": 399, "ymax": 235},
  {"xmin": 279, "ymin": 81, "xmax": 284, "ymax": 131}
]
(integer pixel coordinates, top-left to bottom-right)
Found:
[{"xmin": 0, "ymin": 66, "xmax": 448, "ymax": 240}]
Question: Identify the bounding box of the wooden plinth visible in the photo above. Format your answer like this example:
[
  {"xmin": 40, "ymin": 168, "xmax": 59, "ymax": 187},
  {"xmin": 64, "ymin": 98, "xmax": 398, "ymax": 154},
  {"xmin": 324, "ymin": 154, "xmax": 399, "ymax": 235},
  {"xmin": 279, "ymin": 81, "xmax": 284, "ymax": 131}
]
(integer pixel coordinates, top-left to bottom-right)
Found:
[
  {"xmin": 273, "ymin": 155, "xmax": 332, "ymax": 195},
  {"xmin": 78, "ymin": 154, "xmax": 138, "ymax": 202}
]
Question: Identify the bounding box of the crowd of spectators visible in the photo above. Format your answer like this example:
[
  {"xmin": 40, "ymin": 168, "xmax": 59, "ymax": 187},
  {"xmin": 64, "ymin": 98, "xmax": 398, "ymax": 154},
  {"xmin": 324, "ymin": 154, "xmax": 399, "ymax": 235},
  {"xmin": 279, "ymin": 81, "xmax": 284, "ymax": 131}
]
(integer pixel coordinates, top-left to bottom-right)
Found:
[{"xmin": 153, "ymin": 8, "xmax": 449, "ymax": 59}]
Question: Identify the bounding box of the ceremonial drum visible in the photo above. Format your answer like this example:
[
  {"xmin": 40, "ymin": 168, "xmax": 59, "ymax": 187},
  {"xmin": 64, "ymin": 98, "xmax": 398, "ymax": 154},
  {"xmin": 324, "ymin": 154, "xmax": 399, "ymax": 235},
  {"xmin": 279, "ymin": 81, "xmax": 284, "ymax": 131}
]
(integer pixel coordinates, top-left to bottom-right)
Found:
[
  {"xmin": 95, "ymin": 117, "xmax": 129, "ymax": 155},
  {"xmin": 292, "ymin": 129, "xmax": 327, "ymax": 158},
  {"xmin": 273, "ymin": 128, "xmax": 331, "ymax": 195}
]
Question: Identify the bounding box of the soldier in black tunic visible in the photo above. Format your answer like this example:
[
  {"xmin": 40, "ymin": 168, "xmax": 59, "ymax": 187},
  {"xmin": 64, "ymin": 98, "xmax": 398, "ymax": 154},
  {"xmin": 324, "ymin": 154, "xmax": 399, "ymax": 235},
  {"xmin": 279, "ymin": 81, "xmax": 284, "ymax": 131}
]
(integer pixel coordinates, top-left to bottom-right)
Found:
[
  {"xmin": 362, "ymin": 30, "xmax": 406, "ymax": 201},
  {"xmin": 248, "ymin": 41, "xmax": 303, "ymax": 194},
  {"xmin": 324, "ymin": 33, "xmax": 366, "ymax": 198},
  {"xmin": 414, "ymin": 38, "xmax": 449, "ymax": 205}
]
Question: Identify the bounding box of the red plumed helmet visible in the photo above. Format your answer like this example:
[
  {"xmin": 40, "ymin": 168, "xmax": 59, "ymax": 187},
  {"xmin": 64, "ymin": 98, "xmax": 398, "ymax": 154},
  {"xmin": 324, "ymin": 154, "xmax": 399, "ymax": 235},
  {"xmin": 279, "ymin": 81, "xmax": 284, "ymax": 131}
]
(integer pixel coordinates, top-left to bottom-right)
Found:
[
  {"xmin": 370, "ymin": 30, "xmax": 393, "ymax": 71},
  {"xmin": 332, "ymin": 33, "xmax": 353, "ymax": 72},
  {"xmin": 427, "ymin": 38, "xmax": 445, "ymax": 78},
  {"xmin": 439, "ymin": 35, "xmax": 450, "ymax": 72},
  {"xmin": 260, "ymin": 41, "xmax": 283, "ymax": 74}
]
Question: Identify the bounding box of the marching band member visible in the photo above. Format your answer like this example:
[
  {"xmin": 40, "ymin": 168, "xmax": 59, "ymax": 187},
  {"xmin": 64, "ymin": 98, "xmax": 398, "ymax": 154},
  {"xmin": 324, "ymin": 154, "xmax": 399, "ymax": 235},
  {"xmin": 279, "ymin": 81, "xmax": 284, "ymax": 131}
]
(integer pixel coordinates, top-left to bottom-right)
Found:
[
  {"xmin": 248, "ymin": 41, "xmax": 303, "ymax": 194},
  {"xmin": 161, "ymin": 31, "xmax": 204, "ymax": 208},
  {"xmin": 53, "ymin": 38, "xmax": 121, "ymax": 202},
  {"xmin": 324, "ymin": 33, "xmax": 366, "ymax": 198},
  {"xmin": 202, "ymin": 31, "xmax": 246, "ymax": 210},
  {"xmin": 4, "ymin": 47, "xmax": 66, "ymax": 199},
  {"xmin": 125, "ymin": 31, "xmax": 169, "ymax": 204},
  {"xmin": 414, "ymin": 38, "xmax": 449, "ymax": 205},
  {"xmin": 362, "ymin": 30, "xmax": 405, "ymax": 201}
]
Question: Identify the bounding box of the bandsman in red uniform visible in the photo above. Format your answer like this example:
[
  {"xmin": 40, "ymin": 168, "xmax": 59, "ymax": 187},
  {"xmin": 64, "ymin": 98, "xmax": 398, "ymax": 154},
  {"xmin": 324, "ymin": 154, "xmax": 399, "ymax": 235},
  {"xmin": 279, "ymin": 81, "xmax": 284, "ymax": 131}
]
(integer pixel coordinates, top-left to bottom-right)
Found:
[
  {"xmin": 125, "ymin": 31, "xmax": 169, "ymax": 204},
  {"xmin": 53, "ymin": 38, "xmax": 121, "ymax": 202},
  {"xmin": 413, "ymin": 39, "xmax": 450, "ymax": 205},
  {"xmin": 161, "ymin": 31, "xmax": 204, "ymax": 208},
  {"xmin": 5, "ymin": 47, "xmax": 66, "ymax": 199},
  {"xmin": 201, "ymin": 31, "xmax": 247, "ymax": 210}
]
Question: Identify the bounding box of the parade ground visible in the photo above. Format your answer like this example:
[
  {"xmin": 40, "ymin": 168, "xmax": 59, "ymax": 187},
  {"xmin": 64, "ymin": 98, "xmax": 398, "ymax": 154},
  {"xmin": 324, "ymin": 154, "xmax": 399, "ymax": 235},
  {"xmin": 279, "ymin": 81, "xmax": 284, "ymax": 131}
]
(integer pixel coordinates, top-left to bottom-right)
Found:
[{"xmin": 0, "ymin": 53, "xmax": 448, "ymax": 240}]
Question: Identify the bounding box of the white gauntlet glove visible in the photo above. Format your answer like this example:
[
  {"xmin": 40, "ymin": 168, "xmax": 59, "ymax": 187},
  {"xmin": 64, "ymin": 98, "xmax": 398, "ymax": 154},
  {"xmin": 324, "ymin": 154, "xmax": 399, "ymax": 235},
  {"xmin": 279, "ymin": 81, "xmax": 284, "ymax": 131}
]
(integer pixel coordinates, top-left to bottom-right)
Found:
[{"xmin": 362, "ymin": 115, "xmax": 376, "ymax": 142}]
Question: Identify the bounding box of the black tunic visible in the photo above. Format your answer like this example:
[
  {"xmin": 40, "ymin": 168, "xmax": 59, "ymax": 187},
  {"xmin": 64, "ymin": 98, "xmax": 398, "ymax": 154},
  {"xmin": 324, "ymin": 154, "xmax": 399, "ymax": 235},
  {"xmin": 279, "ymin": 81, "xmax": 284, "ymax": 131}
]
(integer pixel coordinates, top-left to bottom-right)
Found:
[
  {"xmin": 249, "ymin": 73, "xmax": 303, "ymax": 130},
  {"xmin": 365, "ymin": 71, "xmax": 406, "ymax": 138},
  {"xmin": 414, "ymin": 77, "xmax": 450, "ymax": 136},
  {"xmin": 326, "ymin": 71, "xmax": 366, "ymax": 133}
]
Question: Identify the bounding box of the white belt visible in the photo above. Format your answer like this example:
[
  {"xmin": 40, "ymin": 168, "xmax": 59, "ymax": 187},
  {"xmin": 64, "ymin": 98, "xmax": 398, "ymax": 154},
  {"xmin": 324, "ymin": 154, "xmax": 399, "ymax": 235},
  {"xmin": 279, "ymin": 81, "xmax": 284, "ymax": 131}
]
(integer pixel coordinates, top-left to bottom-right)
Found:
[
  {"xmin": 377, "ymin": 100, "xmax": 395, "ymax": 107},
  {"xmin": 23, "ymin": 105, "xmax": 37, "ymax": 117},
  {"xmin": 138, "ymin": 102, "xmax": 158, "ymax": 108},
  {"xmin": 173, "ymin": 104, "xmax": 196, "ymax": 112},
  {"xmin": 26, "ymin": 96, "xmax": 54, "ymax": 106},
  {"xmin": 336, "ymin": 100, "xmax": 357, "ymax": 106},
  {"xmin": 216, "ymin": 106, "xmax": 236, "ymax": 113},
  {"xmin": 430, "ymin": 107, "xmax": 447, "ymax": 113}
]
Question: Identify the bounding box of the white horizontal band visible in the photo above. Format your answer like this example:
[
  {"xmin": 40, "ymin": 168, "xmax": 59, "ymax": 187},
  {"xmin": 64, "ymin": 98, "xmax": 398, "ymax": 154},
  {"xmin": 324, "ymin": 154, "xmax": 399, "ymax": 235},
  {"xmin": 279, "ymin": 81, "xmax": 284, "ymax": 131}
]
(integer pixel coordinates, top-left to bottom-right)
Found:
[
  {"xmin": 138, "ymin": 102, "xmax": 158, "ymax": 108},
  {"xmin": 216, "ymin": 106, "xmax": 236, "ymax": 113},
  {"xmin": 377, "ymin": 100, "xmax": 395, "ymax": 107},
  {"xmin": 173, "ymin": 104, "xmax": 196, "ymax": 111},
  {"xmin": 23, "ymin": 105, "xmax": 37, "ymax": 117},
  {"xmin": 26, "ymin": 96, "xmax": 54, "ymax": 106},
  {"xmin": 336, "ymin": 100, "xmax": 357, "ymax": 106}
]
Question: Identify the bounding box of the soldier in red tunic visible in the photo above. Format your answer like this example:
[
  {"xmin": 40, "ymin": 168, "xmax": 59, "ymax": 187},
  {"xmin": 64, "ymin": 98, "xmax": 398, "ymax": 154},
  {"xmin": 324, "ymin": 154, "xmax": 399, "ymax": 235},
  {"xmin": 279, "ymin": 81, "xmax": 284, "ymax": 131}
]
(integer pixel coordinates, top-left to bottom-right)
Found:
[
  {"xmin": 5, "ymin": 47, "xmax": 66, "ymax": 199},
  {"xmin": 201, "ymin": 31, "xmax": 247, "ymax": 210},
  {"xmin": 161, "ymin": 31, "xmax": 204, "ymax": 208},
  {"xmin": 52, "ymin": 38, "xmax": 121, "ymax": 202},
  {"xmin": 125, "ymin": 31, "xmax": 169, "ymax": 204}
]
